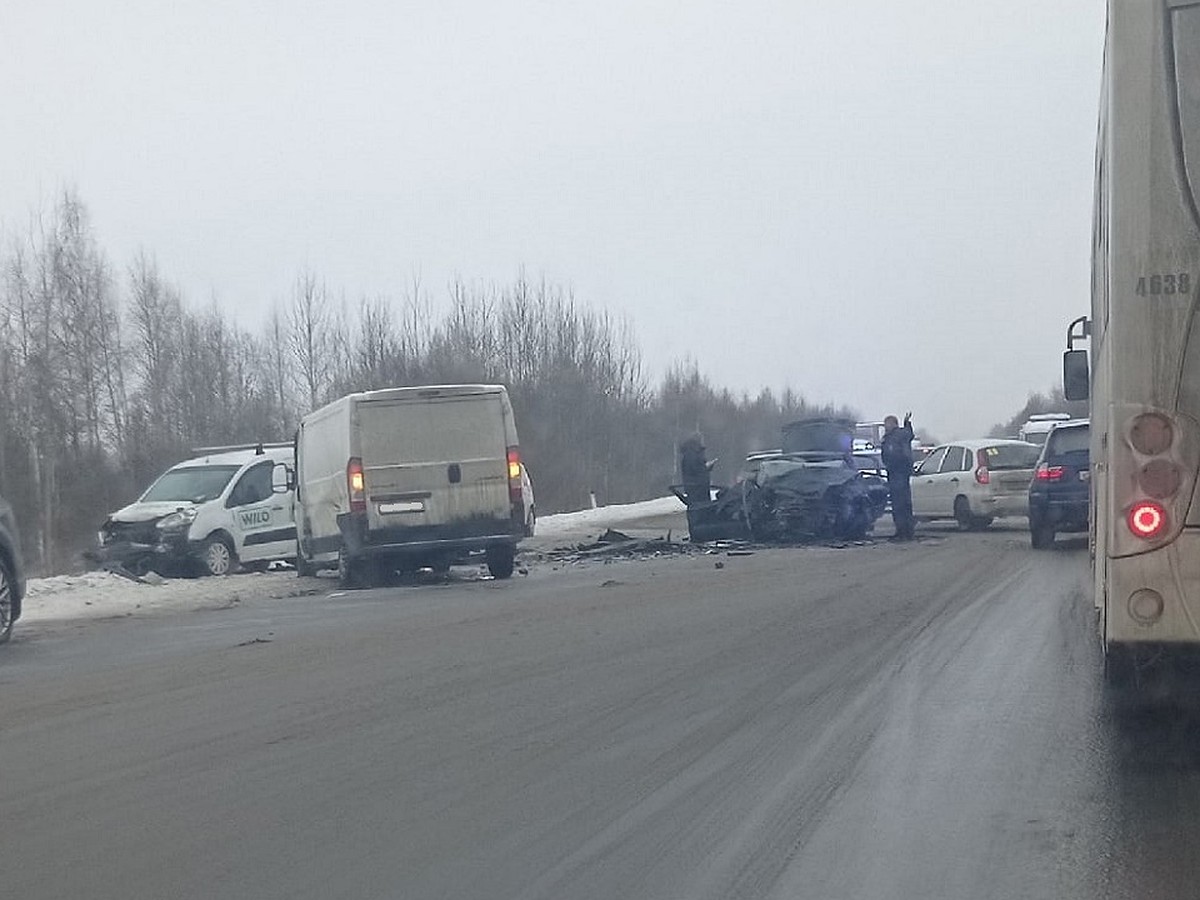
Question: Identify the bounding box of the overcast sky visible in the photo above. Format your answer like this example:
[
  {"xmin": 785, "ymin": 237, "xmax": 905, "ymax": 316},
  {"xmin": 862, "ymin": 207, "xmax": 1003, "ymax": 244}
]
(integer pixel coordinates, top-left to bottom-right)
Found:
[{"xmin": 0, "ymin": 0, "xmax": 1105, "ymax": 440}]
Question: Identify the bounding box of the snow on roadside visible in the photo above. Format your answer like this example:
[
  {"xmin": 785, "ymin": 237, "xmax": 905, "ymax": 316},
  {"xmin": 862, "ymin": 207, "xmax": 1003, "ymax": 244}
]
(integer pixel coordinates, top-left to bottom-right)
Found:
[
  {"xmin": 21, "ymin": 570, "xmax": 326, "ymax": 625},
  {"xmin": 16, "ymin": 496, "xmax": 685, "ymax": 627},
  {"xmin": 534, "ymin": 496, "xmax": 685, "ymax": 537}
]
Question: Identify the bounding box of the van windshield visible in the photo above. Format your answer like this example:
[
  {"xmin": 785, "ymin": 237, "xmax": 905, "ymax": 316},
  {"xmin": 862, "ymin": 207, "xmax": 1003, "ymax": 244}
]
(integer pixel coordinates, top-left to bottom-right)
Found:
[{"xmin": 141, "ymin": 465, "xmax": 240, "ymax": 504}]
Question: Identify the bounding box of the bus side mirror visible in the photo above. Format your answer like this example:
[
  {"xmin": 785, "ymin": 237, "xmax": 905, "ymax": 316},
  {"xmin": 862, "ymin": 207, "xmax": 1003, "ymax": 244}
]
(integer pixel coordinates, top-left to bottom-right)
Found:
[{"xmin": 1063, "ymin": 349, "xmax": 1090, "ymax": 401}]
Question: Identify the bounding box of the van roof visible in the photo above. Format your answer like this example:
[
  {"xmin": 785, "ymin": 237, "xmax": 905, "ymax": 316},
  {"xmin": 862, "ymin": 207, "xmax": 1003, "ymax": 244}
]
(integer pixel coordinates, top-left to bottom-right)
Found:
[
  {"xmin": 352, "ymin": 384, "xmax": 508, "ymax": 403},
  {"xmin": 305, "ymin": 384, "xmax": 510, "ymax": 419},
  {"xmin": 173, "ymin": 445, "xmax": 293, "ymax": 469}
]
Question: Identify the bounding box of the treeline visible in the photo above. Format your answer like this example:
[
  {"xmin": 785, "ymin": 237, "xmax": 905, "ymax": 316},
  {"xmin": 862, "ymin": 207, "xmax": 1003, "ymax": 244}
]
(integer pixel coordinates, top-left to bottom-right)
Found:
[
  {"xmin": 988, "ymin": 386, "xmax": 1088, "ymax": 438},
  {"xmin": 0, "ymin": 190, "xmax": 852, "ymax": 574}
]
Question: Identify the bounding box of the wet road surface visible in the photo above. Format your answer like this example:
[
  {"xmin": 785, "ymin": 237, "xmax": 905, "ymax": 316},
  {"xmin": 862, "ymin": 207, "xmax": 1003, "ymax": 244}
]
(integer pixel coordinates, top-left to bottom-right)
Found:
[{"xmin": 2, "ymin": 523, "xmax": 1199, "ymax": 899}]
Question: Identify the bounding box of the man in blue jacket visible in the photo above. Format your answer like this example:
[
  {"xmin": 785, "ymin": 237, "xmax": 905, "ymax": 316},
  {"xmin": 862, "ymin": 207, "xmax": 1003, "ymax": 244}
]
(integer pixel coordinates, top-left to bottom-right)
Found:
[{"xmin": 880, "ymin": 412, "xmax": 915, "ymax": 542}]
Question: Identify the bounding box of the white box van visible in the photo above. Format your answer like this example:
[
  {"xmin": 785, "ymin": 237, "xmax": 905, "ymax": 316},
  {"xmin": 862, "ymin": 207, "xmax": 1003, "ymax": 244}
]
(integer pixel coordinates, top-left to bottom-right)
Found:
[
  {"xmin": 97, "ymin": 444, "xmax": 296, "ymax": 576},
  {"xmin": 294, "ymin": 384, "xmax": 527, "ymax": 586}
]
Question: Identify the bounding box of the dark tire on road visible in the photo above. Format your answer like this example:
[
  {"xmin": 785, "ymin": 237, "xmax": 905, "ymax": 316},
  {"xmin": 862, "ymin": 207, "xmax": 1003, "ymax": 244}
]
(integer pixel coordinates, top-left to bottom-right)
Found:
[
  {"xmin": 295, "ymin": 551, "xmax": 317, "ymax": 578},
  {"xmin": 486, "ymin": 544, "xmax": 516, "ymax": 580},
  {"xmin": 0, "ymin": 557, "xmax": 14, "ymax": 644},
  {"xmin": 199, "ymin": 535, "xmax": 236, "ymax": 577},
  {"xmin": 954, "ymin": 496, "xmax": 974, "ymax": 530},
  {"xmin": 1030, "ymin": 521, "xmax": 1055, "ymax": 549},
  {"xmin": 338, "ymin": 548, "xmax": 363, "ymax": 589},
  {"xmin": 844, "ymin": 501, "xmax": 872, "ymax": 541},
  {"xmin": 339, "ymin": 549, "xmax": 385, "ymax": 589}
]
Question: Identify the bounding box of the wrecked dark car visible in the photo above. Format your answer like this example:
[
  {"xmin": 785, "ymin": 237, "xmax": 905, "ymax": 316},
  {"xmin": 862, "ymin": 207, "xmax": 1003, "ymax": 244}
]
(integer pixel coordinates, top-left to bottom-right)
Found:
[{"xmin": 677, "ymin": 418, "xmax": 888, "ymax": 543}]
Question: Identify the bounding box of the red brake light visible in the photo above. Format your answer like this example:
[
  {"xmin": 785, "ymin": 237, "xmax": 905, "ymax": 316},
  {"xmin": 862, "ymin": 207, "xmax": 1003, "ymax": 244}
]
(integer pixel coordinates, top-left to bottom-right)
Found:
[
  {"xmin": 1035, "ymin": 464, "xmax": 1065, "ymax": 482},
  {"xmin": 1128, "ymin": 500, "xmax": 1167, "ymax": 540},
  {"xmin": 975, "ymin": 450, "xmax": 990, "ymax": 485},
  {"xmin": 507, "ymin": 446, "xmax": 522, "ymax": 482},
  {"xmin": 347, "ymin": 458, "xmax": 366, "ymax": 514}
]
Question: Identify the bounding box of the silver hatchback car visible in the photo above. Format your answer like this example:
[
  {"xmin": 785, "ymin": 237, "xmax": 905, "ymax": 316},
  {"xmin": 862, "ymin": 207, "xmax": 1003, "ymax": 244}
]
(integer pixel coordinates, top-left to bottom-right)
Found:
[{"xmin": 910, "ymin": 439, "xmax": 1042, "ymax": 530}]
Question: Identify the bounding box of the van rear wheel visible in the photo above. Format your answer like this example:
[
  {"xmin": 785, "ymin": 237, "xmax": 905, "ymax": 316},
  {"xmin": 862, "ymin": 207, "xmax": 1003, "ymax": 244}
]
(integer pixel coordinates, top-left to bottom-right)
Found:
[
  {"xmin": 486, "ymin": 544, "xmax": 515, "ymax": 579},
  {"xmin": 338, "ymin": 549, "xmax": 360, "ymax": 592}
]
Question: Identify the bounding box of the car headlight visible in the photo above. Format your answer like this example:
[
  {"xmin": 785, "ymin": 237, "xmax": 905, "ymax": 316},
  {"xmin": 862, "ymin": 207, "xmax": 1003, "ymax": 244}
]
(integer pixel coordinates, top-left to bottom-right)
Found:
[{"xmin": 157, "ymin": 508, "xmax": 198, "ymax": 531}]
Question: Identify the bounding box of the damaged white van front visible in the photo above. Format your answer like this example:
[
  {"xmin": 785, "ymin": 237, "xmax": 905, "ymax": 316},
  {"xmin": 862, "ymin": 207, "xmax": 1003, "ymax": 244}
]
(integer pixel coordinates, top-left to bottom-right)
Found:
[{"xmin": 96, "ymin": 444, "xmax": 296, "ymax": 576}]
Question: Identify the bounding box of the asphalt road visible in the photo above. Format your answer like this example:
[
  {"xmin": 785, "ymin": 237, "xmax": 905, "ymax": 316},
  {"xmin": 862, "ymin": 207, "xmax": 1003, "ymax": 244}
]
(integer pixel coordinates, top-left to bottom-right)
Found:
[{"xmin": 3, "ymin": 523, "xmax": 1199, "ymax": 899}]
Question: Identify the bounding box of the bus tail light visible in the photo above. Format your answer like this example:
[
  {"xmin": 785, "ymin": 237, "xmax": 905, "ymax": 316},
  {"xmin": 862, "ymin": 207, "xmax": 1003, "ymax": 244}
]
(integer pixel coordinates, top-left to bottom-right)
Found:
[
  {"xmin": 1129, "ymin": 413, "xmax": 1174, "ymax": 456},
  {"xmin": 1137, "ymin": 458, "xmax": 1182, "ymax": 499},
  {"xmin": 347, "ymin": 457, "xmax": 366, "ymax": 514},
  {"xmin": 1127, "ymin": 500, "xmax": 1168, "ymax": 540},
  {"xmin": 975, "ymin": 450, "xmax": 990, "ymax": 484}
]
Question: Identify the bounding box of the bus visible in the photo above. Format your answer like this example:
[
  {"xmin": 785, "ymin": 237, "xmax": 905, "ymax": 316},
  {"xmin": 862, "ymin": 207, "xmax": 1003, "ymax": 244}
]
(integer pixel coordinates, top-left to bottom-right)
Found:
[{"xmin": 1064, "ymin": 0, "xmax": 1200, "ymax": 682}]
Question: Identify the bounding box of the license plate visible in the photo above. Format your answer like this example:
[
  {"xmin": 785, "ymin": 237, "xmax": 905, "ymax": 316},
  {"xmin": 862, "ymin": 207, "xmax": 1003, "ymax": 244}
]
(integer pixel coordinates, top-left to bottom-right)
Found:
[{"xmin": 378, "ymin": 500, "xmax": 425, "ymax": 515}]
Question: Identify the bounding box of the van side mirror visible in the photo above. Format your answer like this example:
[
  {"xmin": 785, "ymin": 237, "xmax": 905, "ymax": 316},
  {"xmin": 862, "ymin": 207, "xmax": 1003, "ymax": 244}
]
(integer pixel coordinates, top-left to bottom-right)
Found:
[
  {"xmin": 1063, "ymin": 349, "xmax": 1090, "ymax": 401},
  {"xmin": 272, "ymin": 464, "xmax": 296, "ymax": 494}
]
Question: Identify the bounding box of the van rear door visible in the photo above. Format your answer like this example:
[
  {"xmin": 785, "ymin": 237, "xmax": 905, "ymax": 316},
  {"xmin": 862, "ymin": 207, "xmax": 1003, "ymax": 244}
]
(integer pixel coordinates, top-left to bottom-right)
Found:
[{"xmin": 358, "ymin": 392, "xmax": 512, "ymax": 532}]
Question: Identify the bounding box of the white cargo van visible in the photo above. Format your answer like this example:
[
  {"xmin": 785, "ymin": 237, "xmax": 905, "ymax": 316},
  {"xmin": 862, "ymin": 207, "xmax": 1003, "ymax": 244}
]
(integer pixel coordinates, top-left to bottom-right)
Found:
[
  {"xmin": 97, "ymin": 444, "xmax": 296, "ymax": 576},
  {"xmin": 294, "ymin": 385, "xmax": 527, "ymax": 586},
  {"xmin": 1018, "ymin": 413, "xmax": 1071, "ymax": 447}
]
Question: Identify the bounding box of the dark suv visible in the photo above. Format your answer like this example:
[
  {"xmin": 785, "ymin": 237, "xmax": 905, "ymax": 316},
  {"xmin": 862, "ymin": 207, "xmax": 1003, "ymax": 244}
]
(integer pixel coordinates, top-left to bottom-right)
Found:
[
  {"xmin": 1028, "ymin": 420, "xmax": 1090, "ymax": 549},
  {"xmin": 0, "ymin": 495, "xmax": 26, "ymax": 642}
]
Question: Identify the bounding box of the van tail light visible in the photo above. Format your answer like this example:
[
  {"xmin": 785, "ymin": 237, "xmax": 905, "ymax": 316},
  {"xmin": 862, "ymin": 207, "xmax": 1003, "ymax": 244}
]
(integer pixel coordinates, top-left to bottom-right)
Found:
[
  {"xmin": 975, "ymin": 450, "xmax": 990, "ymax": 485},
  {"xmin": 347, "ymin": 457, "xmax": 366, "ymax": 514},
  {"xmin": 507, "ymin": 446, "xmax": 524, "ymax": 513},
  {"xmin": 1035, "ymin": 463, "xmax": 1065, "ymax": 482},
  {"xmin": 1128, "ymin": 500, "xmax": 1167, "ymax": 540}
]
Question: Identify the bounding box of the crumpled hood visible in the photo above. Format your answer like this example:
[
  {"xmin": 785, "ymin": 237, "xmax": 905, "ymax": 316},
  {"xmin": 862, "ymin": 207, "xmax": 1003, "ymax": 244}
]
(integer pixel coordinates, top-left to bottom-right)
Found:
[{"xmin": 109, "ymin": 500, "xmax": 198, "ymax": 524}]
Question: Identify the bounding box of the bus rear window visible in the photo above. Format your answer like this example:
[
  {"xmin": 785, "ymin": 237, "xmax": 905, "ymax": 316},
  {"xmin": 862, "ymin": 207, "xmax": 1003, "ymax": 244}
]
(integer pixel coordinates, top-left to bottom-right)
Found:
[{"xmin": 983, "ymin": 445, "xmax": 1041, "ymax": 470}]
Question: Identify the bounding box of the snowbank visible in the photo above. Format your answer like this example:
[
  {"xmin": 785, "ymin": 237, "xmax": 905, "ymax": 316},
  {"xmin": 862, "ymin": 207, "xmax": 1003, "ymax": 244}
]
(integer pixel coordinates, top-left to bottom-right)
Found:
[
  {"xmin": 21, "ymin": 569, "xmax": 324, "ymax": 625},
  {"xmin": 535, "ymin": 496, "xmax": 685, "ymax": 537},
  {"xmin": 15, "ymin": 496, "xmax": 686, "ymax": 627}
]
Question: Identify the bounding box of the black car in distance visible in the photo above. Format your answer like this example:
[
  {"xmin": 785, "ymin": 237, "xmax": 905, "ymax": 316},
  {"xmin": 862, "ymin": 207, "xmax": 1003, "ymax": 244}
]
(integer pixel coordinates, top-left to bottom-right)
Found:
[
  {"xmin": 1028, "ymin": 419, "xmax": 1090, "ymax": 550},
  {"xmin": 0, "ymin": 494, "xmax": 26, "ymax": 642}
]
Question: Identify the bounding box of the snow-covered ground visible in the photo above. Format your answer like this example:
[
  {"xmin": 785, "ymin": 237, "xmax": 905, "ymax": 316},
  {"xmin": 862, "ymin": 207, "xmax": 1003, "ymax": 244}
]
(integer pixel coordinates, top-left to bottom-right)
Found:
[
  {"xmin": 17, "ymin": 497, "xmax": 687, "ymax": 627},
  {"xmin": 20, "ymin": 569, "xmax": 326, "ymax": 626},
  {"xmin": 534, "ymin": 496, "xmax": 685, "ymax": 538}
]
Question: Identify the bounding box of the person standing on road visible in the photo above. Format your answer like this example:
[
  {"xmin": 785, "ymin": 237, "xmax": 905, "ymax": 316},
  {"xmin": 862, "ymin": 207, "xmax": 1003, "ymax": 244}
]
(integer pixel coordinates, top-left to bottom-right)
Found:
[
  {"xmin": 679, "ymin": 434, "xmax": 712, "ymax": 508},
  {"xmin": 881, "ymin": 412, "xmax": 916, "ymax": 541}
]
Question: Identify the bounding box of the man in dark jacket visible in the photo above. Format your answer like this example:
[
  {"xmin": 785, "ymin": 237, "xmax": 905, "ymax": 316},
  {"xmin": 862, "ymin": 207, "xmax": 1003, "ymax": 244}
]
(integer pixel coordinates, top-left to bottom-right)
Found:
[
  {"xmin": 880, "ymin": 412, "xmax": 915, "ymax": 541},
  {"xmin": 679, "ymin": 434, "xmax": 715, "ymax": 509}
]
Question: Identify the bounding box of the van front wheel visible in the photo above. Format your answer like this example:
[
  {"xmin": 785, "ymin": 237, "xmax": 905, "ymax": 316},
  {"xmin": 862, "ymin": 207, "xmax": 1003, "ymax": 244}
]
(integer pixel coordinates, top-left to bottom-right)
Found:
[
  {"xmin": 486, "ymin": 545, "xmax": 515, "ymax": 579},
  {"xmin": 199, "ymin": 536, "xmax": 235, "ymax": 577}
]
